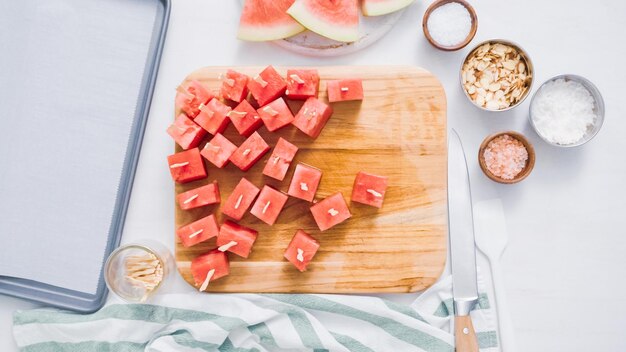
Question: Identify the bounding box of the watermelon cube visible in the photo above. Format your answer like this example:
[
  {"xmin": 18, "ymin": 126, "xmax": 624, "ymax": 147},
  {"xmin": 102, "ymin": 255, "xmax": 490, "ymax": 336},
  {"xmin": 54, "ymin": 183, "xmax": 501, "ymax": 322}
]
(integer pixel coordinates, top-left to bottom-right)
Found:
[
  {"xmin": 220, "ymin": 69, "xmax": 249, "ymax": 103},
  {"xmin": 176, "ymin": 214, "xmax": 219, "ymax": 247},
  {"xmin": 287, "ymin": 163, "xmax": 322, "ymax": 202},
  {"xmin": 176, "ymin": 181, "xmax": 220, "ymax": 210},
  {"xmin": 327, "ymin": 79, "xmax": 364, "ymax": 102},
  {"xmin": 166, "ymin": 113, "xmax": 207, "ymax": 150},
  {"xmin": 194, "ymin": 99, "xmax": 232, "ymax": 135},
  {"xmin": 250, "ymin": 186, "xmax": 289, "ymax": 225},
  {"xmin": 262, "ymin": 137, "xmax": 298, "ymax": 181},
  {"xmin": 201, "ymin": 133, "xmax": 237, "ymax": 168},
  {"xmin": 247, "ymin": 65, "xmax": 287, "ymax": 107},
  {"xmin": 229, "ymin": 99, "xmax": 263, "ymax": 137},
  {"xmin": 292, "ymin": 97, "xmax": 333, "ymax": 139},
  {"xmin": 176, "ymin": 80, "xmax": 214, "ymax": 118},
  {"xmin": 310, "ymin": 192, "xmax": 352, "ymax": 231},
  {"xmin": 217, "ymin": 220, "xmax": 258, "ymax": 258},
  {"xmin": 222, "ymin": 177, "xmax": 260, "ymax": 220},
  {"xmin": 286, "ymin": 69, "xmax": 320, "ymax": 100},
  {"xmin": 229, "ymin": 132, "xmax": 270, "ymax": 171},
  {"xmin": 190, "ymin": 250, "xmax": 230, "ymax": 290},
  {"xmin": 167, "ymin": 148, "xmax": 207, "ymax": 184},
  {"xmin": 284, "ymin": 230, "xmax": 320, "ymax": 272},
  {"xmin": 257, "ymin": 97, "xmax": 295, "ymax": 132},
  {"xmin": 351, "ymin": 171, "xmax": 388, "ymax": 208}
]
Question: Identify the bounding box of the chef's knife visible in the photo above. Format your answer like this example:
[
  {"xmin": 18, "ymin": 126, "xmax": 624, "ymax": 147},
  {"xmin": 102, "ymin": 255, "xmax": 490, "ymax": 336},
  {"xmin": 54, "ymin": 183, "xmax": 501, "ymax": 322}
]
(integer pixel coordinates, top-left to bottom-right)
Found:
[{"xmin": 448, "ymin": 130, "xmax": 480, "ymax": 352}]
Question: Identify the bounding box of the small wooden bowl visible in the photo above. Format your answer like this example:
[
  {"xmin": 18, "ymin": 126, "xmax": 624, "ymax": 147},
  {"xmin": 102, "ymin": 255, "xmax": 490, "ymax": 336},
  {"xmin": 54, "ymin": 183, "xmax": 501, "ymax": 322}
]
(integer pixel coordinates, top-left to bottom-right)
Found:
[
  {"xmin": 422, "ymin": 0, "xmax": 478, "ymax": 51},
  {"xmin": 478, "ymin": 131, "xmax": 535, "ymax": 184}
]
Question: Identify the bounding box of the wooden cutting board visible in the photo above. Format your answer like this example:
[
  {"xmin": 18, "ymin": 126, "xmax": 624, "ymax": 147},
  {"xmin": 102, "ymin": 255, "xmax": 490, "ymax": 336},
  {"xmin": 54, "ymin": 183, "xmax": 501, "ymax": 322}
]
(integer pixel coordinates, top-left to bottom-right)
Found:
[{"xmin": 174, "ymin": 66, "xmax": 447, "ymax": 293}]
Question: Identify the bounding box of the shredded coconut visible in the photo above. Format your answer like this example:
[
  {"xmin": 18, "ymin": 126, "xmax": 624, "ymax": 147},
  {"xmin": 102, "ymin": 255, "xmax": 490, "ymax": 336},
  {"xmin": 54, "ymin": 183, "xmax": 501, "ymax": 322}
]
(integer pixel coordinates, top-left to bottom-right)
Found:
[
  {"xmin": 427, "ymin": 2, "xmax": 472, "ymax": 47},
  {"xmin": 530, "ymin": 78, "xmax": 597, "ymax": 145},
  {"xmin": 483, "ymin": 134, "xmax": 528, "ymax": 180}
]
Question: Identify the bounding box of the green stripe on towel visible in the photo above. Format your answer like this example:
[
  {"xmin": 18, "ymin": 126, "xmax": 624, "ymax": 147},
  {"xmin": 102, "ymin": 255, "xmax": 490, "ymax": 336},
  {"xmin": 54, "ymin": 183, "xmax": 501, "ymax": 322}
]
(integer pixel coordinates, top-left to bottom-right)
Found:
[
  {"xmin": 263, "ymin": 303, "xmax": 326, "ymax": 350},
  {"xmin": 21, "ymin": 341, "xmax": 143, "ymax": 352},
  {"xmin": 330, "ymin": 332, "xmax": 376, "ymax": 352},
  {"xmin": 248, "ymin": 322, "xmax": 279, "ymax": 349}
]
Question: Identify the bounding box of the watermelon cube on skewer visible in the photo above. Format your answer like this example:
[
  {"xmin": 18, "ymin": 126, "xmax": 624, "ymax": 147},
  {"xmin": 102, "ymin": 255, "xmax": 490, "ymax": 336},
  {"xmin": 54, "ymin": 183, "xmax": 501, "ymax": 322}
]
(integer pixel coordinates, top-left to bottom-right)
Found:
[
  {"xmin": 286, "ymin": 69, "xmax": 320, "ymax": 100},
  {"xmin": 166, "ymin": 113, "xmax": 207, "ymax": 150},
  {"xmin": 292, "ymin": 97, "xmax": 333, "ymax": 139},
  {"xmin": 167, "ymin": 148, "xmax": 207, "ymax": 184},
  {"xmin": 175, "ymin": 80, "xmax": 214, "ymax": 118},
  {"xmin": 201, "ymin": 133, "xmax": 237, "ymax": 168},
  {"xmin": 247, "ymin": 65, "xmax": 287, "ymax": 107},
  {"xmin": 263, "ymin": 137, "xmax": 298, "ymax": 181},
  {"xmin": 351, "ymin": 171, "xmax": 388, "ymax": 208},
  {"xmin": 230, "ymin": 132, "xmax": 271, "ymax": 171},
  {"xmin": 284, "ymin": 230, "xmax": 320, "ymax": 272},
  {"xmin": 220, "ymin": 70, "xmax": 249, "ymax": 103},
  {"xmin": 194, "ymin": 99, "xmax": 232, "ymax": 135},
  {"xmin": 288, "ymin": 163, "xmax": 322, "ymax": 202},
  {"xmin": 228, "ymin": 99, "xmax": 264, "ymax": 137},
  {"xmin": 176, "ymin": 214, "xmax": 220, "ymax": 248},
  {"xmin": 310, "ymin": 192, "xmax": 352, "ymax": 231},
  {"xmin": 257, "ymin": 97, "xmax": 295, "ymax": 132},
  {"xmin": 222, "ymin": 177, "xmax": 261, "ymax": 220},
  {"xmin": 191, "ymin": 250, "xmax": 230, "ymax": 292},
  {"xmin": 176, "ymin": 181, "xmax": 220, "ymax": 211},
  {"xmin": 327, "ymin": 79, "xmax": 364, "ymax": 102},
  {"xmin": 250, "ymin": 186, "xmax": 289, "ymax": 225},
  {"xmin": 217, "ymin": 220, "xmax": 258, "ymax": 258},
  {"xmin": 238, "ymin": 0, "xmax": 305, "ymax": 41}
]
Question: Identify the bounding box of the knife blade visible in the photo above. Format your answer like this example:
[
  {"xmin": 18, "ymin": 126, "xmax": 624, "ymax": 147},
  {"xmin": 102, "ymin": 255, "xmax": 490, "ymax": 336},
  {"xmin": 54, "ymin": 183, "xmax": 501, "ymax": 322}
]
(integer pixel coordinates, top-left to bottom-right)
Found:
[{"xmin": 448, "ymin": 129, "xmax": 480, "ymax": 352}]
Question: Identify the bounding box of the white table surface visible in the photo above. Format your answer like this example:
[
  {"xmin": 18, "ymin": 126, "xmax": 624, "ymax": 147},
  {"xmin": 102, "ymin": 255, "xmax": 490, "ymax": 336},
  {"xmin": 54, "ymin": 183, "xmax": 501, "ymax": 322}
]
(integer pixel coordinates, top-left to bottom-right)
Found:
[{"xmin": 2, "ymin": 0, "xmax": 626, "ymax": 350}]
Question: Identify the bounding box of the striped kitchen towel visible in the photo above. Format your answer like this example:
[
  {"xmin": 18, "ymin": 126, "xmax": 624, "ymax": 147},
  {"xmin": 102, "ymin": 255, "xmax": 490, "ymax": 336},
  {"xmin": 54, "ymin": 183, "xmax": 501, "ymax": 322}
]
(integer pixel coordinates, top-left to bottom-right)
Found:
[{"xmin": 12, "ymin": 275, "xmax": 498, "ymax": 352}]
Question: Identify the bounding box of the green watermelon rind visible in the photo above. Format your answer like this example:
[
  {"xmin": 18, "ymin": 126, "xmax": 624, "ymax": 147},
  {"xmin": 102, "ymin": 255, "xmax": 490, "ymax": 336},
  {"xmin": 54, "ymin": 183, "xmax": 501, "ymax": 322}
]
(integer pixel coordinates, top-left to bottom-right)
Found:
[
  {"xmin": 237, "ymin": 22, "xmax": 305, "ymax": 42},
  {"xmin": 287, "ymin": 0, "xmax": 359, "ymax": 43},
  {"xmin": 362, "ymin": 0, "xmax": 414, "ymax": 16}
]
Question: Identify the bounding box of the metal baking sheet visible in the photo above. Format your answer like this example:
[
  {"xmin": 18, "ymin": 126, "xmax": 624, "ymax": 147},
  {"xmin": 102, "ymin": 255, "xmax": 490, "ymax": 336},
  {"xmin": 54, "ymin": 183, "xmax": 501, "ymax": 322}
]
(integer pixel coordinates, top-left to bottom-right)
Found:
[{"xmin": 0, "ymin": 0, "xmax": 170, "ymax": 312}]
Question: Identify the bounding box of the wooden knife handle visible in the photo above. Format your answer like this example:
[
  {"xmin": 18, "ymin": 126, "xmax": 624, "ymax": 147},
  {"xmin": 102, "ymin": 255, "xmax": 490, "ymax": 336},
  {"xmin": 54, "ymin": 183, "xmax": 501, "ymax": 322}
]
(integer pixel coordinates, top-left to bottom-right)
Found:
[{"xmin": 455, "ymin": 315, "xmax": 479, "ymax": 352}]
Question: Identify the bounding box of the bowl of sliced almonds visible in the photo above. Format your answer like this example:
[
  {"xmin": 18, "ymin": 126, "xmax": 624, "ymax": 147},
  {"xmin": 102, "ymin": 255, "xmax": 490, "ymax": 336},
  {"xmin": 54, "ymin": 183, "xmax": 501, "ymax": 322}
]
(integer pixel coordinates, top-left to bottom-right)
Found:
[{"xmin": 460, "ymin": 39, "xmax": 534, "ymax": 111}]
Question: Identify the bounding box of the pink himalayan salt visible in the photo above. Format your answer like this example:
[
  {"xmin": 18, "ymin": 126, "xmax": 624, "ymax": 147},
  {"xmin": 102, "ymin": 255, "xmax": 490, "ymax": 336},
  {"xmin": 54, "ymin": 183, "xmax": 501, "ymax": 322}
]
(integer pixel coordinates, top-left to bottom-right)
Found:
[{"xmin": 483, "ymin": 134, "xmax": 528, "ymax": 180}]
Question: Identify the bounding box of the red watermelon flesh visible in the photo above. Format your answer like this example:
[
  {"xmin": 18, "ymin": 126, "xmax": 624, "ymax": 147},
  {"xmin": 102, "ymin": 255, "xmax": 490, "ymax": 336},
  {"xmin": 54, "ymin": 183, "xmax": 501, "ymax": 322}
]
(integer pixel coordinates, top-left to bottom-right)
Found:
[
  {"xmin": 176, "ymin": 182, "xmax": 220, "ymax": 211},
  {"xmin": 167, "ymin": 148, "xmax": 206, "ymax": 184},
  {"xmin": 166, "ymin": 113, "xmax": 207, "ymax": 150},
  {"xmin": 190, "ymin": 250, "xmax": 230, "ymax": 287},
  {"xmin": 327, "ymin": 79, "xmax": 364, "ymax": 102},
  {"xmin": 286, "ymin": 69, "xmax": 320, "ymax": 100},
  {"xmin": 201, "ymin": 133, "xmax": 237, "ymax": 168},
  {"xmin": 220, "ymin": 70, "xmax": 249, "ymax": 103},
  {"xmin": 284, "ymin": 230, "xmax": 320, "ymax": 272},
  {"xmin": 287, "ymin": 0, "xmax": 359, "ymax": 43},
  {"xmin": 247, "ymin": 66, "xmax": 287, "ymax": 107},
  {"xmin": 310, "ymin": 192, "xmax": 352, "ymax": 231},
  {"xmin": 262, "ymin": 137, "xmax": 298, "ymax": 181},
  {"xmin": 287, "ymin": 163, "xmax": 322, "ymax": 202},
  {"xmin": 194, "ymin": 99, "xmax": 232, "ymax": 135},
  {"xmin": 250, "ymin": 185, "xmax": 289, "ymax": 225},
  {"xmin": 257, "ymin": 97, "xmax": 295, "ymax": 132},
  {"xmin": 222, "ymin": 177, "xmax": 260, "ymax": 221},
  {"xmin": 238, "ymin": 0, "xmax": 305, "ymax": 42},
  {"xmin": 351, "ymin": 171, "xmax": 388, "ymax": 208},
  {"xmin": 176, "ymin": 80, "xmax": 213, "ymax": 118},
  {"xmin": 229, "ymin": 132, "xmax": 270, "ymax": 172},
  {"xmin": 229, "ymin": 99, "xmax": 263, "ymax": 137},
  {"xmin": 292, "ymin": 97, "xmax": 333, "ymax": 139},
  {"xmin": 176, "ymin": 214, "xmax": 219, "ymax": 248},
  {"xmin": 217, "ymin": 220, "xmax": 258, "ymax": 258}
]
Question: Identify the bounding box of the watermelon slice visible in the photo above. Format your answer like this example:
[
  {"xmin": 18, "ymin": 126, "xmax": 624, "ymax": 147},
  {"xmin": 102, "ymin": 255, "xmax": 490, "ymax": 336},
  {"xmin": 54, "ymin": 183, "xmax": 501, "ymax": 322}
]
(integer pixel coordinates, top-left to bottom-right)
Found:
[
  {"xmin": 263, "ymin": 137, "xmax": 298, "ymax": 181},
  {"xmin": 351, "ymin": 171, "xmax": 388, "ymax": 208},
  {"xmin": 238, "ymin": 0, "xmax": 305, "ymax": 41},
  {"xmin": 286, "ymin": 69, "xmax": 320, "ymax": 100},
  {"xmin": 166, "ymin": 113, "xmax": 207, "ymax": 150},
  {"xmin": 310, "ymin": 192, "xmax": 351, "ymax": 231},
  {"xmin": 217, "ymin": 221, "xmax": 259, "ymax": 258},
  {"xmin": 247, "ymin": 66, "xmax": 287, "ymax": 107},
  {"xmin": 257, "ymin": 97, "xmax": 295, "ymax": 132},
  {"xmin": 362, "ymin": 0, "xmax": 414, "ymax": 16},
  {"xmin": 194, "ymin": 99, "xmax": 232, "ymax": 135},
  {"xmin": 287, "ymin": 163, "xmax": 322, "ymax": 202},
  {"xmin": 176, "ymin": 80, "xmax": 214, "ymax": 118},
  {"xmin": 167, "ymin": 148, "xmax": 207, "ymax": 184},
  {"xmin": 222, "ymin": 177, "xmax": 260, "ymax": 221},
  {"xmin": 284, "ymin": 229, "xmax": 320, "ymax": 272},
  {"xmin": 292, "ymin": 97, "xmax": 333, "ymax": 139},
  {"xmin": 220, "ymin": 70, "xmax": 249, "ymax": 103},
  {"xmin": 176, "ymin": 214, "xmax": 219, "ymax": 248},
  {"xmin": 287, "ymin": 0, "xmax": 359, "ymax": 43},
  {"xmin": 229, "ymin": 100, "xmax": 263, "ymax": 137},
  {"xmin": 327, "ymin": 79, "xmax": 364, "ymax": 102},
  {"xmin": 176, "ymin": 181, "xmax": 220, "ymax": 211},
  {"xmin": 250, "ymin": 186, "xmax": 289, "ymax": 225},
  {"xmin": 201, "ymin": 133, "xmax": 237, "ymax": 168},
  {"xmin": 230, "ymin": 132, "xmax": 271, "ymax": 171},
  {"xmin": 191, "ymin": 250, "xmax": 230, "ymax": 291}
]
